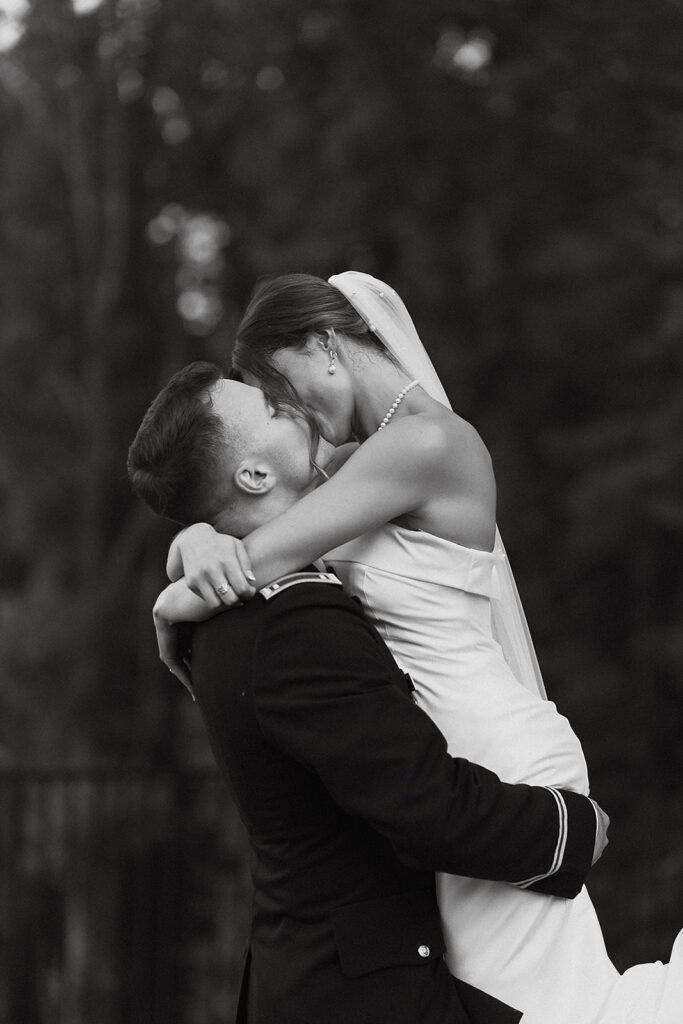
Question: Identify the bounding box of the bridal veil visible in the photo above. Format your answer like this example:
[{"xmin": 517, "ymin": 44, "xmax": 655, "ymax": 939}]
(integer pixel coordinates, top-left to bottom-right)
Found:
[{"xmin": 328, "ymin": 270, "xmax": 547, "ymax": 701}]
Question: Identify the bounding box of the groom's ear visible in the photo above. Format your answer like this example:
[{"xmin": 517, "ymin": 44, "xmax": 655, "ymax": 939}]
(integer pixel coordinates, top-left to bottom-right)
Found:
[{"xmin": 233, "ymin": 459, "xmax": 276, "ymax": 496}]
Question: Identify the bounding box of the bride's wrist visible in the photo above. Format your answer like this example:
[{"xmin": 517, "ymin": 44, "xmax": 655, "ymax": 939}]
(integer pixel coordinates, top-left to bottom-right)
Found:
[
  {"xmin": 182, "ymin": 522, "xmax": 216, "ymax": 544},
  {"xmin": 168, "ymin": 522, "xmax": 216, "ymax": 579}
]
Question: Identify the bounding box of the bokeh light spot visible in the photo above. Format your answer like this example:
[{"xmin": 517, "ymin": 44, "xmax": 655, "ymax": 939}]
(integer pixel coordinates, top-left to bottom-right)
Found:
[
  {"xmin": 434, "ymin": 27, "xmax": 493, "ymax": 83},
  {"xmin": 152, "ymin": 86, "xmax": 181, "ymax": 116},
  {"xmin": 145, "ymin": 204, "xmax": 188, "ymax": 245},
  {"xmin": 162, "ymin": 115, "xmax": 192, "ymax": 145},
  {"xmin": 0, "ymin": 0, "xmax": 28, "ymax": 52},
  {"xmin": 72, "ymin": 0, "xmax": 105, "ymax": 14},
  {"xmin": 256, "ymin": 66, "xmax": 285, "ymax": 92},
  {"xmin": 177, "ymin": 290, "xmax": 223, "ymax": 334},
  {"xmin": 118, "ymin": 68, "xmax": 144, "ymax": 103},
  {"xmin": 180, "ymin": 215, "xmax": 231, "ymax": 264}
]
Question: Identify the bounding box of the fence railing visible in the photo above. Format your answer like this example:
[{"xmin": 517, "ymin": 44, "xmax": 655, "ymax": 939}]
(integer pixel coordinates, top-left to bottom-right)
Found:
[{"xmin": 0, "ymin": 766, "xmax": 251, "ymax": 1024}]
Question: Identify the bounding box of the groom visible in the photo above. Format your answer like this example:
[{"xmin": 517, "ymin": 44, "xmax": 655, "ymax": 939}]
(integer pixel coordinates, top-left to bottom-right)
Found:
[{"xmin": 128, "ymin": 363, "xmax": 607, "ymax": 1024}]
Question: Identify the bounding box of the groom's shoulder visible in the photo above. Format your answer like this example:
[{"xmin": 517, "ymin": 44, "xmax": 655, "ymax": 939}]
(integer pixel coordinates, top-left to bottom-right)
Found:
[
  {"xmin": 257, "ymin": 568, "xmax": 373, "ymax": 628},
  {"xmin": 200, "ymin": 569, "xmax": 374, "ymax": 698},
  {"xmin": 254, "ymin": 567, "xmax": 386, "ymax": 658},
  {"xmin": 255, "ymin": 569, "xmax": 369, "ymax": 644},
  {"xmin": 196, "ymin": 568, "xmax": 359, "ymax": 648},
  {"xmin": 253, "ymin": 571, "xmax": 395, "ymax": 689},
  {"xmin": 192, "ymin": 570, "xmax": 359, "ymax": 690}
]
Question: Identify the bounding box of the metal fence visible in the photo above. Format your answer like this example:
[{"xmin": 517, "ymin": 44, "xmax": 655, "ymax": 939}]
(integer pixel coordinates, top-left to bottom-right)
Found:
[{"xmin": 0, "ymin": 767, "xmax": 251, "ymax": 1024}]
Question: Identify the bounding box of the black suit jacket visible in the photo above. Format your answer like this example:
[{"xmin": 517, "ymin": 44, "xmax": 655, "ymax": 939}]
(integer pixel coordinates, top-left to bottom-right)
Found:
[{"xmin": 191, "ymin": 573, "xmax": 598, "ymax": 1024}]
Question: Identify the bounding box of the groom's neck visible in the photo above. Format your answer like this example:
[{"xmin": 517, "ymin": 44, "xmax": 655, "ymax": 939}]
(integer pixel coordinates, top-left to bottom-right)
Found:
[{"xmin": 213, "ymin": 490, "xmax": 301, "ymax": 538}]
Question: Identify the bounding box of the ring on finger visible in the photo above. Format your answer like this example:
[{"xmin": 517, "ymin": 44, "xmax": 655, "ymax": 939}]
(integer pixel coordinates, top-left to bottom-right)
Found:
[{"xmin": 215, "ymin": 583, "xmax": 231, "ymax": 597}]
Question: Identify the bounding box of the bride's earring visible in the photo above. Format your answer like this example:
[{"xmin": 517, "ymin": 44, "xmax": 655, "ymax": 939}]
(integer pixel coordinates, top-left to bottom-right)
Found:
[{"xmin": 328, "ymin": 351, "xmax": 337, "ymax": 375}]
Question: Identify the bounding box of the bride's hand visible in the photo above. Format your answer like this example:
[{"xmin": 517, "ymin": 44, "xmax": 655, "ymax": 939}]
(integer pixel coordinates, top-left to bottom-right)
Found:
[
  {"xmin": 167, "ymin": 522, "xmax": 257, "ymax": 606},
  {"xmin": 591, "ymin": 801, "xmax": 610, "ymax": 865},
  {"xmin": 153, "ymin": 579, "xmax": 223, "ymax": 697}
]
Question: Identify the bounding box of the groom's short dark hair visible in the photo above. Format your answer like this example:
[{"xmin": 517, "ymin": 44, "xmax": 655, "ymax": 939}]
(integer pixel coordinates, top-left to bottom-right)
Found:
[{"xmin": 127, "ymin": 361, "xmax": 228, "ymax": 526}]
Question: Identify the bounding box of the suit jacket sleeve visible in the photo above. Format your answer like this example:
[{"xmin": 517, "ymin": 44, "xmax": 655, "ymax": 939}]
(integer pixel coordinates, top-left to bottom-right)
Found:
[{"xmin": 253, "ymin": 585, "xmax": 596, "ymax": 899}]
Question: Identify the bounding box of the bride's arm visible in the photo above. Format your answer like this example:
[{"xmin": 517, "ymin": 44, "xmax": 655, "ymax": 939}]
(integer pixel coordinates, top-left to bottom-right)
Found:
[{"xmin": 177, "ymin": 417, "xmax": 449, "ymax": 604}]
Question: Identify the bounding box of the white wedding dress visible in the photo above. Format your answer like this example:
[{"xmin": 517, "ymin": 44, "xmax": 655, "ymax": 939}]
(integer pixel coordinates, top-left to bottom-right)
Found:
[{"xmin": 325, "ymin": 522, "xmax": 683, "ymax": 1024}]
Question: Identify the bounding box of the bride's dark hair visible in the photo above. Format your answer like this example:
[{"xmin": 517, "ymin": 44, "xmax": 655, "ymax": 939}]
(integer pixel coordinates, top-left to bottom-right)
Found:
[{"xmin": 231, "ymin": 273, "xmax": 386, "ymax": 459}]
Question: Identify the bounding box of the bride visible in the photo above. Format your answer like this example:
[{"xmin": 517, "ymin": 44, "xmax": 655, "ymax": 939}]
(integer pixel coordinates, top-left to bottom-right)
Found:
[{"xmin": 153, "ymin": 272, "xmax": 682, "ymax": 1023}]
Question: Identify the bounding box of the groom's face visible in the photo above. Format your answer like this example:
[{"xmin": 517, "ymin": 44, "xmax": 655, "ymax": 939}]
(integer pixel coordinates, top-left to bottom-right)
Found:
[{"xmin": 209, "ymin": 378, "xmax": 322, "ymax": 498}]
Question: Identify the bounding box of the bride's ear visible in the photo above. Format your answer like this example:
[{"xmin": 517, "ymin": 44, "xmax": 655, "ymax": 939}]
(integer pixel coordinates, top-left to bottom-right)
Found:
[
  {"xmin": 316, "ymin": 328, "xmax": 336, "ymax": 353},
  {"xmin": 233, "ymin": 460, "xmax": 276, "ymax": 496}
]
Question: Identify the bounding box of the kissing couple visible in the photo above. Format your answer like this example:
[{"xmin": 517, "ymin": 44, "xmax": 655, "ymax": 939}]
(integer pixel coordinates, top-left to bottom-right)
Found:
[{"xmin": 129, "ymin": 272, "xmax": 682, "ymax": 1023}]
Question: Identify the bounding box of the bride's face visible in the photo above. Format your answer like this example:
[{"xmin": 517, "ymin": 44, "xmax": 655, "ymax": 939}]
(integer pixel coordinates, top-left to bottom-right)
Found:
[{"xmin": 266, "ymin": 338, "xmax": 357, "ymax": 447}]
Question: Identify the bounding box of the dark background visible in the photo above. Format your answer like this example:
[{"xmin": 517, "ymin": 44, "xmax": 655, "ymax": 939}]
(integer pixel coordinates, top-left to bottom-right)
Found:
[{"xmin": 1, "ymin": 0, "xmax": 682, "ymax": 1021}]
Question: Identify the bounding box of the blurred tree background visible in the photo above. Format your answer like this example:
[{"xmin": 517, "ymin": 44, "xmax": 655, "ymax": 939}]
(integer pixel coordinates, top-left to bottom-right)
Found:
[{"xmin": 1, "ymin": 0, "xmax": 682, "ymax": 1019}]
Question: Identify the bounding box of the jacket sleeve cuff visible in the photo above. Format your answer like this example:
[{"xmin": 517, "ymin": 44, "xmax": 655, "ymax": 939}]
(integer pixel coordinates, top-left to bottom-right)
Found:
[{"xmin": 512, "ymin": 788, "xmax": 597, "ymax": 899}]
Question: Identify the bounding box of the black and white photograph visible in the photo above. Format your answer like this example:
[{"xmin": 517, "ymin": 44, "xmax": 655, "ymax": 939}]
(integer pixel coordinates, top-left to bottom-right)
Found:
[{"xmin": 1, "ymin": 1, "xmax": 682, "ymax": 1022}]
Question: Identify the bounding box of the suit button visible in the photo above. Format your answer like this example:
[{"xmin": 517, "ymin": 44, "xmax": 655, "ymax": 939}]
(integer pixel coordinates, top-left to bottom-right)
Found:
[{"xmin": 418, "ymin": 945, "xmax": 430, "ymax": 958}]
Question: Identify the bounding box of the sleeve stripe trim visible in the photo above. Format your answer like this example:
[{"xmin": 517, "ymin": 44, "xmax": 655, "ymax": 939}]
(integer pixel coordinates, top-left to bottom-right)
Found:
[
  {"xmin": 512, "ymin": 787, "xmax": 568, "ymax": 889},
  {"xmin": 550, "ymin": 786, "xmax": 569, "ymax": 870}
]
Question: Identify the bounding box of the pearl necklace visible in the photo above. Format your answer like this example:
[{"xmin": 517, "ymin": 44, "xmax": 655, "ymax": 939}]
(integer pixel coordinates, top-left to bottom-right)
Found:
[{"xmin": 377, "ymin": 380, "xmax": 420, "ymax": 431}]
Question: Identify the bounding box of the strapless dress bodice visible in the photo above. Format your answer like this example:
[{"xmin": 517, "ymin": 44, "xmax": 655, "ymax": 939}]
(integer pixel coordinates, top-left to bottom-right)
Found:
[
  {"xmin": 326, "ymin": 522, "xmax": 502, "ymax": 599},
  {"xmin": 325, "ymin": 523, "xmax": 590, "ymax": 794}
]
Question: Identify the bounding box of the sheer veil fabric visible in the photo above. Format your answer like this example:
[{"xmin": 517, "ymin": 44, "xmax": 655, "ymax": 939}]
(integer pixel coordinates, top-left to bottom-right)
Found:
[{"xmin": 328, "ymin": 270, "xmax": 547, "ymax": 701}]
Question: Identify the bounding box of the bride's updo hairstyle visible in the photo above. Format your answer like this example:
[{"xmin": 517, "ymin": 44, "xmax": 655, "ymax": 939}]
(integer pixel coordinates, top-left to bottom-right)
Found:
[{"xmin": 232, "ymin": 273, "xmax": 388, "ymax": 457}]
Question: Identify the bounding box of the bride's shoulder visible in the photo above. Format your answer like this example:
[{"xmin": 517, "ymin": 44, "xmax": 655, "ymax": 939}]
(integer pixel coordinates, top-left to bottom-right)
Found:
[{"xmin": 396, "ymin": 408, "xmax": 491, "ymax": 473}]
